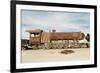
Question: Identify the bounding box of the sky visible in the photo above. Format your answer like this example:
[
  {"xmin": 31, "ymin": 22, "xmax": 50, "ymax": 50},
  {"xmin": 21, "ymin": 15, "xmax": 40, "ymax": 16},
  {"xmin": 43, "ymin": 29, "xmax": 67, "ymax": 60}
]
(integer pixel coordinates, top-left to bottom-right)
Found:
[{"xmin": 21, "ymin": 10, "xmax": 90, "ymax": 39}]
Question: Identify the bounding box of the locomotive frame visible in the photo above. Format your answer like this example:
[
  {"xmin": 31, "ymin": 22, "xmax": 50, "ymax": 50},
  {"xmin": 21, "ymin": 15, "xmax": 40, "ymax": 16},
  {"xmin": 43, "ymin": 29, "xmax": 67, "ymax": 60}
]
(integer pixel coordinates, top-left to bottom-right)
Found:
[{"xmin": 11, "ymin": 0, "xmax": 97, "ymax": 73}]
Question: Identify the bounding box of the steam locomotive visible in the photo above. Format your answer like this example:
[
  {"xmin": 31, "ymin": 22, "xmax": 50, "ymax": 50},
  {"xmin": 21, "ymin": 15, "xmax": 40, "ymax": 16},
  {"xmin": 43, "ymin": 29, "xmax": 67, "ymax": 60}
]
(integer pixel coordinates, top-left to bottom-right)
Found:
[{"xmin": 21, "ymin": 29, "xmax": 89, "ymax": 50}]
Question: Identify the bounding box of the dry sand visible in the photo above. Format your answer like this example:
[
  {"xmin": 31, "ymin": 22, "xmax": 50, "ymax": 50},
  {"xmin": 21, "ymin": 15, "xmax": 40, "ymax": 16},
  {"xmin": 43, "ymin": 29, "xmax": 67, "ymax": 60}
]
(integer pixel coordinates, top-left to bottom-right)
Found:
[{"xmin": 21, "ymin": 48, "xmax": 90, "ymax": 63}]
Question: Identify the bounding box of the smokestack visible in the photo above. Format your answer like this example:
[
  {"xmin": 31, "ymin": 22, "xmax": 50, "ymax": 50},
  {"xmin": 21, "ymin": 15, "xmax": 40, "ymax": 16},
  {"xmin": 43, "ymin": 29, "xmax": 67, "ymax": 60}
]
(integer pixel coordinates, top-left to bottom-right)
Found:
[{"xmin": 52, "ymin": 29, "xmax": 56, "ymax": 32}]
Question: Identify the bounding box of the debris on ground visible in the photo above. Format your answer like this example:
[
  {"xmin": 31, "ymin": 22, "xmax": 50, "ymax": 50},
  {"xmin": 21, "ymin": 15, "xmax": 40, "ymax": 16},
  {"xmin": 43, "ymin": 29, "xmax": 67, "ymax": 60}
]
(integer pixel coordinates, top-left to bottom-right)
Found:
[{"xmin": 61, "ymin": 50, "xmax": 74, "ymax": 54}]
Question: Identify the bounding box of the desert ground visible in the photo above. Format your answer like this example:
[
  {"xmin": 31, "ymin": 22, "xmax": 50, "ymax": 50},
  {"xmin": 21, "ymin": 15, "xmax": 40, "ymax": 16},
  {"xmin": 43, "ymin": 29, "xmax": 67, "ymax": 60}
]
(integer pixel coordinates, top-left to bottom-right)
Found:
[{"xmin": 21, "ymin": 48, "xmax": 90, "ymax": 63}]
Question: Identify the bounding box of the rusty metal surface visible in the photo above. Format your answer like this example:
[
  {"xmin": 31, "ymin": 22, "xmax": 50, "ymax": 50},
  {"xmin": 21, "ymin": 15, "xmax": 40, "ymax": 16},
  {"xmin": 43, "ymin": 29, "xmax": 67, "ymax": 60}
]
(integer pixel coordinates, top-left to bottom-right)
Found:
[
  {"xmin": 49, "ymin": 32, "xmax": 85, "ymax": 40},
  {"xmin": 29, "ymin": 32, "xmax": 85, "ymax": 44},
  {"xmin": 29, "ymin": 36, "xmax": 40, "ymax": 44}
]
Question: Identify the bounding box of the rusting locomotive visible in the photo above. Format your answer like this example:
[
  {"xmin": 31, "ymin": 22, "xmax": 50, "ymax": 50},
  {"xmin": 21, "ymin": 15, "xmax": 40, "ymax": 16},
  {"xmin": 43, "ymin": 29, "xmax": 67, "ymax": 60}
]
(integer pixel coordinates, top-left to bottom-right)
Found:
[{"xmin": 21, "ymin": 29, "xmax": 89, "ymax": 50}]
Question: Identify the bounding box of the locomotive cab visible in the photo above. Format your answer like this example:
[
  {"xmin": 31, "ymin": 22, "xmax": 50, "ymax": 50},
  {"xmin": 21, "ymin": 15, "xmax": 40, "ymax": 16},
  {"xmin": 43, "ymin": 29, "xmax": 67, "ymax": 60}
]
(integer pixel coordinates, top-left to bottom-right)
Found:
[{"xmin": 26, "ymin": 29, "xmax": 43, "ymax": 45}]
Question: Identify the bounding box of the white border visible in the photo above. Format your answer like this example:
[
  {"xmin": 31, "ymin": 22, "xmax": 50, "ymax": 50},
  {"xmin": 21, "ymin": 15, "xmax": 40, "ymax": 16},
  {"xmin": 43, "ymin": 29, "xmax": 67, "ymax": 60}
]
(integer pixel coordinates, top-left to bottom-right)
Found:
[{"xmin": 16, "ymin": 4, "xmax": 94, "ymax": 69}]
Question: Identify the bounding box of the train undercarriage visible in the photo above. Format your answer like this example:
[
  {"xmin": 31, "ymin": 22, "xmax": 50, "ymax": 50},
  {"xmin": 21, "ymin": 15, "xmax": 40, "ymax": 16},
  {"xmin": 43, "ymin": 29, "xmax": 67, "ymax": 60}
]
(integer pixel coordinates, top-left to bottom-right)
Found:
[{"xmin": 21, "ymin": 40, "xmax": 90, "ymax": 50}]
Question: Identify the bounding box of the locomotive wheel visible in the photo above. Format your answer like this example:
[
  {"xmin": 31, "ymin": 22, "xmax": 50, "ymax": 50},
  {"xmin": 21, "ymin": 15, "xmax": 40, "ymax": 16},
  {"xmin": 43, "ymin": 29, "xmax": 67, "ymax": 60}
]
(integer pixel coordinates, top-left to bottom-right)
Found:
[{"xmin": 21, "ymin": 47, "xmax": 26, "ymax": 50}]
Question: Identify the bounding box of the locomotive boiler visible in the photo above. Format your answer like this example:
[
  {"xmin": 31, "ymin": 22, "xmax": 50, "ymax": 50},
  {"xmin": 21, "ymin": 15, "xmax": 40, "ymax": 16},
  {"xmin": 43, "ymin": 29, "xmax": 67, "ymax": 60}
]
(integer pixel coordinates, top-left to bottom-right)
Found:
[{"xmin": 26, "ymin": 29, "xmax": 84, "ymax": 43}]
